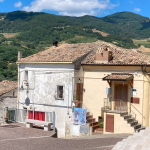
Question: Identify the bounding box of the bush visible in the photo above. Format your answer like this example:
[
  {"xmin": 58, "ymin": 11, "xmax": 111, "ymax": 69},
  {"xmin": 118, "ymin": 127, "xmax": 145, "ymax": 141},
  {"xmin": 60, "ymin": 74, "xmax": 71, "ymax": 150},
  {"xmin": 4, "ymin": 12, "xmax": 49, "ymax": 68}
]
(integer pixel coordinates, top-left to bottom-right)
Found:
[{"xmin": 99, "ymin": 122, "xmax": 103, "ymax": 128}]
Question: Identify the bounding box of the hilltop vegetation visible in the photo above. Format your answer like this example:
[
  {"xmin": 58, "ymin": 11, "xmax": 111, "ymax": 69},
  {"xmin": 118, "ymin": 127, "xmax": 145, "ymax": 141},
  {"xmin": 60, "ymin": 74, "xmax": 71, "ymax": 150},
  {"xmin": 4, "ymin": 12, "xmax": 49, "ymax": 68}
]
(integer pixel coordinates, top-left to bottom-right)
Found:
[
  {"xmin": 0, "ymin": 11, "xmax": 150, "ymax": 81},
  {"xmin": 67, "ymin": 12, "xmax": 150, "ymax": 39},
  {"xmin": 0, "ymin": 11, "xmax": 138, "ymax": 48}
]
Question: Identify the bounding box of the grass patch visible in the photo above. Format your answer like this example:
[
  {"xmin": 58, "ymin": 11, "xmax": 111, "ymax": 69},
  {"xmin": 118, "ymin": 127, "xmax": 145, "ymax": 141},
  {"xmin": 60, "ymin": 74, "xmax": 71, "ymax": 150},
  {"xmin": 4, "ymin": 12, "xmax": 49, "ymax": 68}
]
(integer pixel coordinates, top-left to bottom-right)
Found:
[
  {"xmin": 66, "ymin": 35, "xmax": 97, "ymax": 44},
  {"xmin": 133, "ymin": 39, "xmax": 150, "ymax": 48},
  {"xmin": 0, "ymin": 33, "xmax": 18, "ymax": 38}
]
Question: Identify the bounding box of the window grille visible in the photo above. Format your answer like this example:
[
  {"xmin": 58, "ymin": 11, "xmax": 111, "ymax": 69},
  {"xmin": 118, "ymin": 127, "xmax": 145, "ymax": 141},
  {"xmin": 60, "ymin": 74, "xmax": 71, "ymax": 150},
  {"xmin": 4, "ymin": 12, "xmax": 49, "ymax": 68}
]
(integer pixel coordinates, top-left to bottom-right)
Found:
[{"xmin": 57, "ymin": 86, "xmax": 63, "ymax": 99}]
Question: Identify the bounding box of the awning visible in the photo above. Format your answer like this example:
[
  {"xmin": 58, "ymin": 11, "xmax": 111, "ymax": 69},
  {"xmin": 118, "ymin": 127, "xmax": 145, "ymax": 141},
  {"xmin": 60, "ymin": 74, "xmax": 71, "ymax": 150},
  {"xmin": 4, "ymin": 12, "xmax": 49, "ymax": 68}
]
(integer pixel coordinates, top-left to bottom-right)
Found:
[{"xmin": 103, "ymin": 73, "xmax": 133, "ymax": 81}]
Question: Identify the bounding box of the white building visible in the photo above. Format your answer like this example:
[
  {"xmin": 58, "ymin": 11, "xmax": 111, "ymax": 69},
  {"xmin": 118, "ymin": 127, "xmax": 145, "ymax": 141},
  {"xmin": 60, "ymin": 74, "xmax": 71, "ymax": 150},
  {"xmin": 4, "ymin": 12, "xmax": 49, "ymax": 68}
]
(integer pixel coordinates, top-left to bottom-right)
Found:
[
  {"xmin": 17, "ymin": 42, "xmax": 98, "ymax": 138},
  {"xmin": 0, "ymin": 80, "xmax": 17, "ymax": 108}
]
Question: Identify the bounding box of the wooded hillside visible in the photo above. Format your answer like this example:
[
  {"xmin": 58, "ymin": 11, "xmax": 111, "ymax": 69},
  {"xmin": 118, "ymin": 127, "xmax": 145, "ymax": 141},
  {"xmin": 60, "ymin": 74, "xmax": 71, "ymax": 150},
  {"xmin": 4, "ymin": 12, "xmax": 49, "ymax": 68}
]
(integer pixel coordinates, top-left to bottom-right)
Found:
[{"xmin": 0, "ymin": 11, "xmax": 150, "ymax": 81}]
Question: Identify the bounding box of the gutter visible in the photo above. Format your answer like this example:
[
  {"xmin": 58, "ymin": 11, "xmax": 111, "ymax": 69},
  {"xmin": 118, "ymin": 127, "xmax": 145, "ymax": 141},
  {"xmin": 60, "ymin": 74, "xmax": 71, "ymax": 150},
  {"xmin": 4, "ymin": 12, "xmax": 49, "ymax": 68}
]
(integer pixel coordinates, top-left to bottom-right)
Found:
[
  {"xmin": 16, "ymin": 62, "xmax": 73, "ymax": 64},
  {"xmin": 82, "ymin": 64, "xmax": 148, "ymax": 66}
]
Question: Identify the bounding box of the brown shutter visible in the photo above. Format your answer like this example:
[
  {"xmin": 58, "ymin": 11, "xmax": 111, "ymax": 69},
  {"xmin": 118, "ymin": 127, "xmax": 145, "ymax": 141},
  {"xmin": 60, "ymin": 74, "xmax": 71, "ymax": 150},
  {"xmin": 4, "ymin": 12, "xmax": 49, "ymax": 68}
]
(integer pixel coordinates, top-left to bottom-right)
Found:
[
  {"xmin": 76, "ymin": 83, "xmax": 83, "ymax": 108},
  {"xmin": 106, "ymin": 114, "xmax": 114, "ymax": 132},
  {"xmin": 131, "ymin": 97, "xmax": 139, "ymax": 104}
]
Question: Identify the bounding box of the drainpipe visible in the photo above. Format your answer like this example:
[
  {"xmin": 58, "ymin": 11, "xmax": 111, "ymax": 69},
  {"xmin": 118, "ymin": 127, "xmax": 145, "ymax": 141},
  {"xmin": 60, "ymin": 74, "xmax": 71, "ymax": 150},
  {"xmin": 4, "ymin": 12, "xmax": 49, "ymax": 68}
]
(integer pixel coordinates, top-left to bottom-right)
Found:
[
  {"xmin": 17, "ymin": 63, "xmax": 20, "ymax": 109},
  {"xmin": 17, "ymin": 51, "xmax": 22, "ymax": 109},
  {"xmin": 142, "ymin": 74, "xmax": 149, "ymax": 127}
]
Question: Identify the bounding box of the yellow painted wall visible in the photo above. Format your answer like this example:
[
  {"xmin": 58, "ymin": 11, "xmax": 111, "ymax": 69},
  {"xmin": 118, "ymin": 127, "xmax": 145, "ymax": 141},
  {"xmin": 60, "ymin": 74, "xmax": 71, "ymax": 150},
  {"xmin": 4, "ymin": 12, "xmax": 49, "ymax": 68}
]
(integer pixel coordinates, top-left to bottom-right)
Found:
[
  {"xmin": 82, "ymin": 65, "xmax": 147, "ymax": 125},
  {"xmin": 103, "ymin": 112, "xmax": 134, "ymax": 134}
]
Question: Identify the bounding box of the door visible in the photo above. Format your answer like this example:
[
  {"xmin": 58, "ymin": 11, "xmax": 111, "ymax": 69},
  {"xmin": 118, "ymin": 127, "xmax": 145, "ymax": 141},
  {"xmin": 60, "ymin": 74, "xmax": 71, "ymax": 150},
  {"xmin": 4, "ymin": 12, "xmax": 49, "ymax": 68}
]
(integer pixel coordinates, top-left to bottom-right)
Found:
[
  {"xmin": 8, "ymin": 109, "xmax": 16, "ymax": 122},
  {"xmin": 114, "ymin": 84, "xmax": 128, "ymax": 111},
  {"xmin": 76, "ymin": 83, "xmax": 83, "ymax": 108},
  {"xmin": 106, "ymin": 114, "xmax": 114, "ymax": 132}
]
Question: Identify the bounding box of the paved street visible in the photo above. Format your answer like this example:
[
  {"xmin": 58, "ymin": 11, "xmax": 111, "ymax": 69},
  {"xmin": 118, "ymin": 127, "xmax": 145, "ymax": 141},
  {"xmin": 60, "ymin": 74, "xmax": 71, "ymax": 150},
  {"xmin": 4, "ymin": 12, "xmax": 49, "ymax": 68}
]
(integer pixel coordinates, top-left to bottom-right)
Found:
[{"xmin": 0, "ymin": 123, "xmax": 127, "ymax": 150}]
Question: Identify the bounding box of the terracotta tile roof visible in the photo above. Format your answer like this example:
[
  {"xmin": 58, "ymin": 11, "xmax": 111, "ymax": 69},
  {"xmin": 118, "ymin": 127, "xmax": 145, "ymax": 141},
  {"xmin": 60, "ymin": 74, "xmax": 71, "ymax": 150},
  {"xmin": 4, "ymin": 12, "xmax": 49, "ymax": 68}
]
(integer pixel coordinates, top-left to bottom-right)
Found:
[
  {"xmin": 0, "ymin": 80, "xmax": 18, "ymax": 96},
  {"xmin": 103, "ymin": 73, "xmax": 133, "ymax": 81},
  {"xmin": 17, "ymin": 41, "xmax": 150, "ymax": 65},
  {"xmin": 82, "ymin": 42, "xmax": 150, "ymax": 65},
  {"xmin": 17, "ymin": 43, "xmax": 100, "ymax": 63}
]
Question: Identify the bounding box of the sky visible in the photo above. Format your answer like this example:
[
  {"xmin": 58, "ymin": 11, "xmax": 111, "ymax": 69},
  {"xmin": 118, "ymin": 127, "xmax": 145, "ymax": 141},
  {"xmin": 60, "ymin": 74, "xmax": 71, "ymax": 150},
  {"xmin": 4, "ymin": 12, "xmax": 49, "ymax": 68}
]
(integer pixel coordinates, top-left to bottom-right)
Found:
[{"xmin": 0, "ymin": 0, "xmax": 149, "ymax": 18}]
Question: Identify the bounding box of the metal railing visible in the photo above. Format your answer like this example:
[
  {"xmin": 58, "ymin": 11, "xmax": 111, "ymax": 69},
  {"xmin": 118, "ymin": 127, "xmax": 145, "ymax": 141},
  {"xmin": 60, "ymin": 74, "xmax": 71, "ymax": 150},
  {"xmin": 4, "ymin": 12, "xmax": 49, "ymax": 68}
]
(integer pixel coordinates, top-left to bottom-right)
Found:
[
  {"xmin": 0, "ymin": 107, "xmax": 56, "ymax": 133},
  {"xmin": 16, "ymin": 109, "xmax": 28, "ymax": 122},
  {"xmin": 103, "ymin": 98, "xmax": 112, "ymax": 111},
  {"xmin": 104, "ymin": 98, "xmax": 144, "ymax": 120},
  {"xmin": 130, "ymin": 103, "xmax": 145, "ymax": 119},
  {"xmin": 113, "ymin": 99, "xmax": 136, "ymax": 119}
]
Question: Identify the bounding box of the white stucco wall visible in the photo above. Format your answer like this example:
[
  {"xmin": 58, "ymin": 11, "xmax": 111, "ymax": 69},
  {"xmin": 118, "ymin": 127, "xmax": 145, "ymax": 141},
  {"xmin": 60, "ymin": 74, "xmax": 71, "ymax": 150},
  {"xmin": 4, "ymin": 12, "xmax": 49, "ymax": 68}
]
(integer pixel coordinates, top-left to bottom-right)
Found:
[
  {"xmin": 18, "ymin": 63, "xmax": 75, "ymax": 138},
  {"xmin": 0, "ymin": 89, "xmax": 17, "ymax": 108}
]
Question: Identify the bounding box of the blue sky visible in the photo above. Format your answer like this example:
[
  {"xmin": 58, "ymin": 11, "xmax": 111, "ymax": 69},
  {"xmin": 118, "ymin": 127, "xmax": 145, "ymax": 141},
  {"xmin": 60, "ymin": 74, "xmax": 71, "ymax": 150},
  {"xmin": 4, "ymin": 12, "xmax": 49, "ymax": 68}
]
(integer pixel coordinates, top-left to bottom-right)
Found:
[{"xmin": 0, "ymin": 0, "xmax": 149, "ymax": 18}]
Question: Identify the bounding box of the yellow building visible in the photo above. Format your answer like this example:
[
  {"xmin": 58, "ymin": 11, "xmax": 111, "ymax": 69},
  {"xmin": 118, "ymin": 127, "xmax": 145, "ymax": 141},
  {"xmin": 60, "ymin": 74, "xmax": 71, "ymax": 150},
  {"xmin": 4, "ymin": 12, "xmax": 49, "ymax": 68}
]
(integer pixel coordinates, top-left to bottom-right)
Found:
[
  {"xmin": 79, "ymin": 42, "xmax": 150, "ymax": 134},
  {"xmin": 17, "ymin": 41, "xmax": 150, "ymax": 136}
]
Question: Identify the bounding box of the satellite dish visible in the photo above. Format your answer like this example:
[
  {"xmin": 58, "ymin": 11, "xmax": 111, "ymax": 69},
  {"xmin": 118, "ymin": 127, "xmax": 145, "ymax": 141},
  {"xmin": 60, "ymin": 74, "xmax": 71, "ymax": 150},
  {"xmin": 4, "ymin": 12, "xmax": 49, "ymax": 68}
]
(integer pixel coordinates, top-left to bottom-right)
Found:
[{"xmin": 25, "ymin": 97, "xmax": 30, "ymax": 106}]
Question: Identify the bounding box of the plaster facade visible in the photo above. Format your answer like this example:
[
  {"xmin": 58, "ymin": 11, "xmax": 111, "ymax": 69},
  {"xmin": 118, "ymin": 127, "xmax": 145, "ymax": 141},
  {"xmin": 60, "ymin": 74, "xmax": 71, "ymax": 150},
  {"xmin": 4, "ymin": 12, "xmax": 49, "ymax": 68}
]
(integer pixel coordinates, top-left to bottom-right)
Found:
[
  {"xmin": 0, "ymin": 89, "xmax": 17, "ymax": 108},
  {"xmin": 18, "ymin": 63, "xmax": 75, "ymax": 138},
  {"xmin": 82, "ymin": 65, "xmax": 147, "ymax": 127},
  {"xmin": 103, "ymin": 112, "xmax": 135, "ymax": 134}
]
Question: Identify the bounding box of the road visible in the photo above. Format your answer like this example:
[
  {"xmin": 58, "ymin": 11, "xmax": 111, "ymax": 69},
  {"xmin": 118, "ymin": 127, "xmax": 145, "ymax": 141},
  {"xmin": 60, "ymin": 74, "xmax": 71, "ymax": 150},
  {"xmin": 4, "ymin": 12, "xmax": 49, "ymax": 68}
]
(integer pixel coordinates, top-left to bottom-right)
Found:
[{"xmin": 0, "ymin": 123, "xmax": 127, "ymax": 150}]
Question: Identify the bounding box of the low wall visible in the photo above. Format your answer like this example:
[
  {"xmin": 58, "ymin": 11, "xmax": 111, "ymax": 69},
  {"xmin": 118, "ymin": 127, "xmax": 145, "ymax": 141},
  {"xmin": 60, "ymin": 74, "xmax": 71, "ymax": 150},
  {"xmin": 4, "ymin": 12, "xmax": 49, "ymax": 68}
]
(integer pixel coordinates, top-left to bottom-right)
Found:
[
  {"xmin": 103, "ymin": 112, "xmax": 134, "ymax": 134},
  {"xmin": 71, "ymin": 124, "xmax": 92, "ymax": 137}
]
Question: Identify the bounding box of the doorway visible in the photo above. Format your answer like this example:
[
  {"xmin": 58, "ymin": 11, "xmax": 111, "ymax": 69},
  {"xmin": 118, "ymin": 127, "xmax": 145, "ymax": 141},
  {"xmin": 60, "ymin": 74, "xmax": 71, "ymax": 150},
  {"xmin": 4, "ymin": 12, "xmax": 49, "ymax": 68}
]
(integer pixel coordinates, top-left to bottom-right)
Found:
[{"xmin": 114, "ymin": 84, "xmax": 128, "ymax": 111}]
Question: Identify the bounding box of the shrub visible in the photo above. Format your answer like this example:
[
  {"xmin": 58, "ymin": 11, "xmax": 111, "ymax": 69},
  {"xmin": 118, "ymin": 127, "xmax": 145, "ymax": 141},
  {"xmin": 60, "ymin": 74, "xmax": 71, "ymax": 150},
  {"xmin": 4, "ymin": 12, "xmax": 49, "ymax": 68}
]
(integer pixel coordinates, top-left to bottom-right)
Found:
[{"xmin": 99, "ymin": 122, "xmax": 103, "ymax": 128}]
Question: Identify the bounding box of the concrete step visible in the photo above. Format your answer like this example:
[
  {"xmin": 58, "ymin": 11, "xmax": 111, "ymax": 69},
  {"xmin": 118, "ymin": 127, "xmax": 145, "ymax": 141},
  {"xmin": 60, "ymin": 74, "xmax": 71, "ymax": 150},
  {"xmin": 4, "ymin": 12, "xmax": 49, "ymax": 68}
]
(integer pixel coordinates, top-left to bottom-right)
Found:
[
  {"xmin": 123, "ymin": 114, "xmax": 132, "ymax": 119},
  {"xmin": 92, "ymin": 124, "xmax": 99, "ymax": 128},
  {"xmin": 120, "ymin": 112, "xmax": 128, "ymax": 116},
  {"xmin": 112, "ymin": 127, "xmax": 147, "ymax": 150},
  {"xmin": 112, "ymin": 141, "xmax": 124, "ymax": 150},
  {"xmin": 132, "ymin": 123, "xmax": 141, "ymax": 130},
  {"xmin": 135, "ymin": 126, "xmax": 145, "ymax": 132},
  {"xmin": 130, "ymin": 120, "xmax": 138, "ymax": 126},
  {"xmin": 86, "ymin": 118, "xmax": 95, "ymax": 122},
  {"xmin": 86, "ymin": 115, "xmax": 93, "ymax": 118},
  {"xmin": 125, "ymin": 117, "xmax": 135, "ymax": 123},
  {"xmin": 93, "ymin": 128, "xmax": 103, "ymax": 134},
  {"xmin": 89, "ymin": 121, "xmax": 98, "ymax": 125}
]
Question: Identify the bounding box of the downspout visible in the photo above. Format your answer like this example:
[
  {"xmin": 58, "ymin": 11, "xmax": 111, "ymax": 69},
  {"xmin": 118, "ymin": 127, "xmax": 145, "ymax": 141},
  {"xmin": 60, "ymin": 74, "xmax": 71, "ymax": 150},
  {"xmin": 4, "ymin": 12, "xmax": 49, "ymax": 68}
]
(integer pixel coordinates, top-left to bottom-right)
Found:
[
  {"xmin": 17, "ymin": 63, "xmax": 20, "ymax": 109},
  {"xmin": 67, "ymin": 72, "xmax": 70, "ymax": 115},
  {"xmin": 17, "ymin": 51, "xmax": 22, "ymax": 109}
]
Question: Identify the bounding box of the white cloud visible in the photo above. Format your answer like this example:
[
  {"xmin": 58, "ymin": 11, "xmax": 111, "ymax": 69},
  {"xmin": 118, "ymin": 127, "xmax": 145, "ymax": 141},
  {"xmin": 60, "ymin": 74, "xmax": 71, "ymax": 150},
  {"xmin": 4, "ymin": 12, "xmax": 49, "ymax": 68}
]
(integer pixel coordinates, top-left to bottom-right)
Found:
[
  {"xmin": 14, "ymin": 1, "xmax": 22, "ymax": 7},
  {"xmin": 22, "ymin": 0, "xmax": 118, "ymax": 17},
  {"xmin": 0, "ymin": 0, "xmax": 4, "ymax": 2},
  {"xmin": 134, "ymin": 7, "xmax": 141, "ymax": 12}
]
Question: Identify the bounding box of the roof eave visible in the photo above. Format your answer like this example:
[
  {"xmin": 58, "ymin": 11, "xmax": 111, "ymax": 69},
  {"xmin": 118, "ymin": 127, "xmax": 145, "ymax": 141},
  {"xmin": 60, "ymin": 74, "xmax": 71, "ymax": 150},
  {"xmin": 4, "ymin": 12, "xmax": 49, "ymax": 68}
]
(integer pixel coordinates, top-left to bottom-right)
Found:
[
  {"xmin": 82, "ymin": 64, "xmax": 148, "ymax": 66},
  {"xmin": 16, "ymin": 62, "xmax": 73, "ymax": 64}
]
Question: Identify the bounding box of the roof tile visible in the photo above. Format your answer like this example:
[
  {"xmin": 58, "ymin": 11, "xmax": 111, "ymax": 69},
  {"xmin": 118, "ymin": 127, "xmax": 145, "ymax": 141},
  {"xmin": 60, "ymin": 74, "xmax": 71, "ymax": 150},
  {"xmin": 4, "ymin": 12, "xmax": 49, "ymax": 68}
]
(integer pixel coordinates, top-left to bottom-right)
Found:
[
  {"xmin": 0, "ymin": 80, "xmax": 18, "ymax": 96},
  {"xmin": 17, "ymin": 41, "xmax": 150, "ymax": 65}
]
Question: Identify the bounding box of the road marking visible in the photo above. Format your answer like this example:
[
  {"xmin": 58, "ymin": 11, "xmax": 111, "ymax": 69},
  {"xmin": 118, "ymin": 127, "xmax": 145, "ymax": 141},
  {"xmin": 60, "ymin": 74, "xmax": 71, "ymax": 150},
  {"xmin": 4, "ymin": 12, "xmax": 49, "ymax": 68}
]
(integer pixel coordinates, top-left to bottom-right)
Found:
[
  {"xmin": 75, "ymin": 145, "xmax": 115, "ymax": 150},
  {"xmin": 0, "ymin": 136, "xmax": 51, "ymax": 142}
]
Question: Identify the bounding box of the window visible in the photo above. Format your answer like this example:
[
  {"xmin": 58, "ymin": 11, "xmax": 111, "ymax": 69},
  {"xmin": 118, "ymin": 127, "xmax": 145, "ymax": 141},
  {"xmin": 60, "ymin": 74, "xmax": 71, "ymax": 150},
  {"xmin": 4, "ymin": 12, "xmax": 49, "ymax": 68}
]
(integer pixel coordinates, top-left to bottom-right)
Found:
[
  {"xmin": 25, "ymin": 71, "xmax": 28, "ymax": 82},
  {"xmin": 57, "ymin": 86, "xmax": 64, "ymax": 99}
]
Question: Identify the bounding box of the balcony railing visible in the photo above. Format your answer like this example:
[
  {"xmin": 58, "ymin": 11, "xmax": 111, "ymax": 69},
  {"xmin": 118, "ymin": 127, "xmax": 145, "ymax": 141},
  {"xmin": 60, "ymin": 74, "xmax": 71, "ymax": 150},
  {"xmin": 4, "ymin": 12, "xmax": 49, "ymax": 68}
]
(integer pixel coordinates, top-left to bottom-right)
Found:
[{"xmin": 103, "ymin": 98, "xmax": 144, "ymax": 120}]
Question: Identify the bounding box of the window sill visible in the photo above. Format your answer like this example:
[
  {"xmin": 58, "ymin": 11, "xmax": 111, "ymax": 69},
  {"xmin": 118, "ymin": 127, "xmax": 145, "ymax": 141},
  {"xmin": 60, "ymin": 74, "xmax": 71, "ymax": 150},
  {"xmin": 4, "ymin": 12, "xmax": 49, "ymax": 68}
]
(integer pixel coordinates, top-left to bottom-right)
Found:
[{"xmin": 55, "ymin": 98, "xmax": 64, "ymax": 100}]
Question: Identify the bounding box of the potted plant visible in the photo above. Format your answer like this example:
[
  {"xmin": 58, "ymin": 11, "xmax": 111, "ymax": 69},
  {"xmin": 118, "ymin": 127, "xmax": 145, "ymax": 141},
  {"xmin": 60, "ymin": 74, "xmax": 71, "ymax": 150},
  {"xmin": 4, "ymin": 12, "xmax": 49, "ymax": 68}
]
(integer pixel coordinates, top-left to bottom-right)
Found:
[{"xmin": 73, "ymin": 93, "xmax": 79, "ymax": 106}]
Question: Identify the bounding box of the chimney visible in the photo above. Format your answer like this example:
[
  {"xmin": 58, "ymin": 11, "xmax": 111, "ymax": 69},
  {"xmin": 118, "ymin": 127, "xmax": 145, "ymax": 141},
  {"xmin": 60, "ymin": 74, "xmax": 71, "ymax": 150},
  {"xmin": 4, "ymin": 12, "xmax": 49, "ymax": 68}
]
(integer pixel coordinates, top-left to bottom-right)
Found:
[
  {"xmin": 53, "ymin": 41, "xmax": 58, "ymax": 47},
  {"xmin": 18, "ymin": 51, "xmax": 22, "ymax": 60},
  {"xmin": 96, "ymin": 47, "xmax": 112, "ymax": 63}
]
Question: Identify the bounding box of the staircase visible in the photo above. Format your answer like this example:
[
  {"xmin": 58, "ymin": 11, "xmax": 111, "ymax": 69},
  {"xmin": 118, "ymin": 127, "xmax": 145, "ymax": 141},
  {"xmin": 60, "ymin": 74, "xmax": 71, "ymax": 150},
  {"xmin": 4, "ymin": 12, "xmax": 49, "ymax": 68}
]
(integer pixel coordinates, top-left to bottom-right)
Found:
[
  {"xmin": 112, "ymin": 127, "xmax": 150, "ymax": 150},
  {"xmin": 104, "ymin": 98, "xmax": 145, "ymax": 133},
  {"xmin": 120, "ymin": 111, "xmax": 145, "ymax": 132},
  {"xmin": 86, "ymin": 112, "xmax": 103, "ymax": 133}
]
